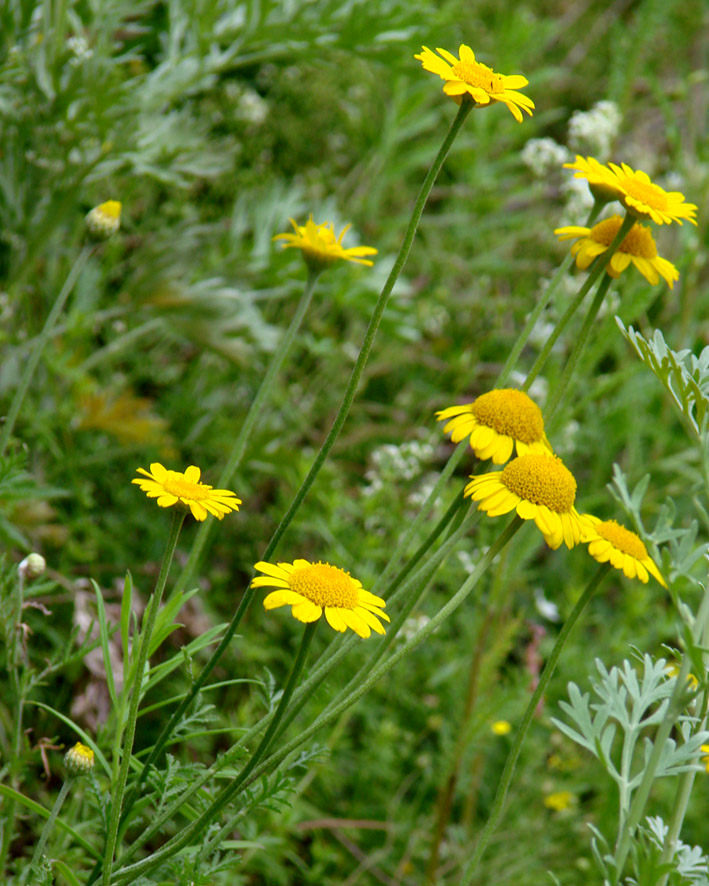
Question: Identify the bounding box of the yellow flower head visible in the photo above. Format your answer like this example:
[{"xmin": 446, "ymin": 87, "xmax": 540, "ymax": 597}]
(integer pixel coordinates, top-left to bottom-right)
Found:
[
  {"xmin": 273, "ymin": 216, "xmax": 377, "ymax": 271},
  {"xmin": 252, "ymin": 559, "xmax": 389, "ymax": 638},
  {"xmin": 132, "ymin": 463, "xmax": 241, "ymax": 521},
  {"xmin": 606, "ymin": 162, "xmax": 697, "ymax": 226},
  {"xmin": 465, "ymin": 453, "xmax": 588, "ymax": 550},
  {"xmin": 563, "ymin": 155, "xmax": 625, "ymax": 204},
  {"xmin": 85, "ymin": 200, "xmax": 122, "ymax": 239},
  {"xmin": 582, "ymin": 516, "xmax": 666, "ymax": 587},
  {"xmin": 415, "ymin": 44, "xmax": 534, "ymax": 122},
  {"xmin": 64, "ymin": 741, "xmax": 95, "ymax": 776},
  {"xmin": 554, "ymin": 215, "xmax": 679, "ymax": 289},
  {"xmin": 665, "ymin": 662, "xmax": 699, "ymax": 691},
  {"xmin": 543, "ymin": 790, "xmax": 576, "ymax": 812},
  {"xmin": 701, "ymin": 744, "xmax": 709, "ymax": 773},
  {"xmin": 491, "ymin": 720, "xmax": 512, "ymax": 735},
  {"xmin": 436, "ymin": 389, "xmax": 552, "ymax": 464}
]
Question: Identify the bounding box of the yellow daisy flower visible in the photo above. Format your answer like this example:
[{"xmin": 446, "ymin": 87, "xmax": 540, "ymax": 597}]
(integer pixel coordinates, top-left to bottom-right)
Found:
[
  {"xmin": 582, "ymin": 516, "xmax": 666, "ymax": 586},
  {"xmin": 414, "ymin": 44, "xmax": 534, "ymax": 122},
  {"xmin": 606, "ymin": 162, "xmax": 697, "ymax": 226},
  {"xmin": 491, "ymin": 720, "xmax": 512, "ymax": 735},
  {"xmin": 273, "ymin": 216, "xmax": 377, "ymax": 271},
  {"xmin": 132, "ymin": 463, "xmax": 241, "ymax": 521},
  {"xmin": 701, "ymin": 744, "xmax": 709, "ymax": 773},
  {"xmin": 543, "ymin": 790, "xmax": 576, "ymax": 812},
  {"xmin": 436, "ymin": 389, "xmax": 552, "ymax": 464},
  {"xmin": 555, "ymin": 215, "xmax": 679, "ymax": 289},
  {"xmin": 665, "ymin": 662, "xmax": 699, "ymax": 690},
  {"xmin": 465, "ymin": 453, "xmax": 587, "ymax": 550},
  {"xmin": 563, "ymin": 155, "xmax": 625, "ymax": 203},
  {"xmin": 252, "ymin": 559, "xmax": 389, "ymax": 638}
]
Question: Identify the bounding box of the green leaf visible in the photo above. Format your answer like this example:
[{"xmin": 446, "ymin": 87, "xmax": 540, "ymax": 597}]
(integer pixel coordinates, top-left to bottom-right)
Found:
[
  {"xmin": 91, "ymin": 579, "xmax": 118, "ymax": 709},
  {"xmin": 27, "ymin": 702, "xmax": 111, "ymax": 778}
]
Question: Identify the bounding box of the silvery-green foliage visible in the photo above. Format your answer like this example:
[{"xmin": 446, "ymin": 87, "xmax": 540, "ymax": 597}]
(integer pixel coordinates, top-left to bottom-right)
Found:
[
  {"xmin": 624, "ymin": 817, "xmax": 709, "ymax": 886},
  {"xmin": 617, "ymin": 321, "xmax": 709, "ymax": 439},
  {"xmin": 552, "ymin": 657, "xmax": 708, "ymax": 803}
]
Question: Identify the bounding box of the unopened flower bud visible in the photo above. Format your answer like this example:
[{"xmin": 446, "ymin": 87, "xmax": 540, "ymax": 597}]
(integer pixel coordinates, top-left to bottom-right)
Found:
[
  {"xmin": 85, "ymin": 200, "xmax": 121, "ymax": 240},
  {"xmin": 19, "ymin": 553, "xmax": 46, "ymax": 580},
  {"xmin": 64, "ymin": 742, "xmax": 95, "ymax": 776}
]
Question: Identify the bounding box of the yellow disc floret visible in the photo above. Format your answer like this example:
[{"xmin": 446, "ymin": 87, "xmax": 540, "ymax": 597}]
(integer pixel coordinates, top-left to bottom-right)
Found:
[
  {"xmin": 289, "ymin": 562, "xmax": 359, "ymax": 610},
  {"xmin": 594, "ymin": 519, "xmax": 648, "ymax": 560},
  {"xmin": 471, "ymin": 389, "xmax": 545, "ymax": 445},
  {"xmin": 501, "ymin": 454, "xmax": 577, "ymax": 513}
]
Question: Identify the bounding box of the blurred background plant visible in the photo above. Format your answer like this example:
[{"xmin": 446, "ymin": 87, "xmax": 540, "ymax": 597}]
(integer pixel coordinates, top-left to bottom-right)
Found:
[{"xmin": 0, "ymin": 0, "xmax": 707, "ymax": 883}]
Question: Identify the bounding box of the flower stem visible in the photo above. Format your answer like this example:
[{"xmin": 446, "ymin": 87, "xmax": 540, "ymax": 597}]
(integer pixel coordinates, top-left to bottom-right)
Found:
[
  {"xmin": 122, "ymin": 98, "xmax": 474, "ymax": 818},
  {"xmin": 172, "ymin": 269, "xmax": 321, "ymax": 597},
  {"xmin": 459, "ymin": 562, "xmax": 611, "ymax": 886},
  {"xmin": 0, "ymin": 245, "xmax": 93, "ymax": 456},
  {"xmin": 29, "ymin": 777, "xmax": 74, "ymax": 875},
  {"xmin": 99, "ymin": 508, "xmax": 185, "ymax": 886}
]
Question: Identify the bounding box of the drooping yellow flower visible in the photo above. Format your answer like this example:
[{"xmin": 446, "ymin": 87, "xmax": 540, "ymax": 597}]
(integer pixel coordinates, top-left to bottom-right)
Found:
[
  {"xmin": 491, "ymin": 720, "xmax": 512, "ymax": 735},
  {"xmin": 543, "ymin": 790, "xmax": 576, "ymax": 811},
  {"xmin": 273, "ymin": 216, "xmax": 377, "ymax": 271},
  {"xmin": 132, "ymin": 463, "xmax": 241, "ymax": 521},
  {"xmin": 64, "ymin": 742, "xmax": 95, "ymax": 776},
  {"xmin": 582, "ymin": 516, "xmax": 666, "ymax": 587},
  {"xmin": 436, "ymin": 389, "xmax": 552, "ymax": 464},
  {"xmin": 564, "ymin": 156, "xmax": 697, "ymax": 226},
  {"xmin": 85, "ymin": 200, "xmax": 122, "ymax": 239},
  {"xmin": 606, "ymin": 162, "xmax": 697, "ymax": 226},
  {"xmin": 415, "ymin": 44, "xmax": 534, "ymax": 122},
  {"xmin": 555, "ymin": 216, "xmax": 679, "ymax": 289},
  {"xmin": 465, "ymin": 453, "xmax": 588, "ymax": 550},
  {"xmin": 252, "ymin": 559, "xmax": 389, "ymax": 638}
]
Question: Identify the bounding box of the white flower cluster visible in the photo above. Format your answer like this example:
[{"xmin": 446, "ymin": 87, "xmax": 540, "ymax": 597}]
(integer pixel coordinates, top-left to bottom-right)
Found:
[
  {"xmin": 568, "ymin": 100, "xmax": 622, "ymax": 161},
  {"xmin": 67, "ymin": 35, "xmax": 93, "ymax": 65},
  {"xmin": 363, "ymin": 440, "xmax": 435, "ymax": 497},
  {"xmin": 521, "ymin": 138, "xmax": 571, "ymax": 178}
]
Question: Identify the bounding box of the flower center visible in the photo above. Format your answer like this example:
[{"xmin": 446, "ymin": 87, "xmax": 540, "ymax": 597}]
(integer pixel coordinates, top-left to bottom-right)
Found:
[
  {"xmin": 289, "ymin": 562, "xmax": 359, "ymax": 609},
  {"xmin": 451, "ymin": 59, "xmax": 504, "ymax": 94},
  {"xmin": 471, "ymin": 389, "xmax": 545, "ymax": 443},
  {"xmin": 591, "ymin": 217, "xmax": 657, "ymax": 258},
  {"xmin": 622, "ymin": 175, "xmax": 668, "ymax": 210},
  {"xmin": 595, "ymin": 519, "xmax": 648, "ymax": 559},
  {"xmin": 501, "ymin": 454, "xmax": 577, "ymax": 512},
  {"xmin": 161, "ymin": 471, "xmax": 212, "ymax": 501}
]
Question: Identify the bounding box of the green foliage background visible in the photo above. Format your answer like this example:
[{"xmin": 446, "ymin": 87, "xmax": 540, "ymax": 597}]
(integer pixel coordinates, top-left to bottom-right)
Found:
[{"xmin": 0, "ymin": 0, "xmax": 707, "ymax": 883}]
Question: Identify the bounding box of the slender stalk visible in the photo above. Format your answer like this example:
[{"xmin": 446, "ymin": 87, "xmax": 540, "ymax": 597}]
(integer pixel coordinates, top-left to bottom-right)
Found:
[
  {"xmin": 28, "ymin": 778, "xmax": 74, "ymax": 874},
  {"xmin": 173, "ymin": 269, "xmax": 321, "ymax": 597},
  {"xmin": 122, "ymin": 98, "xmax": 474, "ymax": 818},
  {"xmin": 460, "ymin": 563, "xmax": 611, "ymax": 885},
  {"xmin": 100, "ymin": 509, "xmax": 185, "ymax": 886},
  {"xmin": 111, "ymin": 517, "xmax": 523, "ymax": 885},
  {"xmin": 0, "ymin": 245, "xmax": 93, "ymax": 455}
]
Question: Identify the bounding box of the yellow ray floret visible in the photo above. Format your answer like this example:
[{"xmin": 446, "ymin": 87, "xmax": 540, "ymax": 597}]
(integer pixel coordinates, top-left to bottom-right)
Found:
[
  {"xmin": 252, "ymin": 559, "xmax": 389, "ymax": 639},
  {"xmin": 132, "ymin": 463, "xmax": 241, "ymax": 521},
  {"xmin": 273, "ymin": 216, "xmax": 377, "ymax": 270},
  {"xmin": 437, "ymin": 389, "xmax": 552, "ymax": 464},
  {"xmin": 465, "ymin": 453, "xmax": 589, "ymax": 550},
  {"xmin": 555, "ymin": 215, "xmax": 679, "ymax": 289},
  {"xmin": 582, "ymin": 515, "xmax": 666, "ymax": 586},
  {"xmin": 415, "ymin": 44, "xmax": 534, "ymax": 122}
]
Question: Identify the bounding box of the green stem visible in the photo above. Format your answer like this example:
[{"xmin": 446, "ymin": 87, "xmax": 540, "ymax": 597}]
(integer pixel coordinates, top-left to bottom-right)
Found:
[
  {"xmin": 544, "ymin": 272, "xmax": 613, "ymax": 426},
  {"xmin": 111, "ymin": 516, "xmax": 522, "ymax": 885},
  {"xmin": 523, "ymin": 210, "xmax": 635, "ymax": 395},
  {"xmin": 29, "ymin": 778, "xmax": 74, "ymax": 874},
  {"xmin": 0, "ymin": 245, "xmax": 93, "ymax": 455},
  {"xmin": 172, "ymin": 269, "xmax": 321, "ymax": 597},
  {"xmin": 497, "ymin": 199, "xmax": 604, "ymax": 389},
  {"xmin": 100, "ymin": 509, "xmax": 185, "ymax": 886},
  {"xmin": 122, "ymin": 98, "xmax": 474, "ymax": 818},
  {"xmin": 460, "ymin": 562, "xmax": 611, "ymax": 885}
]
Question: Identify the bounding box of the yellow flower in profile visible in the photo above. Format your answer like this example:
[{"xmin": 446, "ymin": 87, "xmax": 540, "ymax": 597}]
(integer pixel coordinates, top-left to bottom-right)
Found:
[
  {"xmin": 665, "ymin": 662, "xmax": 699, "ymax": 690},
  {"xmin": 132, "ymin": 463, "xmax": 241, "ymax": 521},
  {"xmin": 415, "ymin": 44, "xmax": 534, "ymax": 122},
  {"xmin": 491, "ymin": 720, "xmax": 512, "ymax": 735},
  {"xmin": 64, "ymin": 741, "xmax": 95, "ymax": 776},
  {"xmin": 606, "ymin": 162, "xmax": 697, "ymax": 226},
  {"xmin": 436, "ymin": 389, "xmax": 552, "ymax": 464},
  {"xmin": 252, "ymin": 559, "xmax": 389, "ymax": 638},
  {"xmin": 563, "ymin": 155, "xmax": 625, "ymax": 203},
  {"xmin": 465, "ymin": 453, "xmax": 587, "ymax": 550},
  {"xmin": 273, "ymin": 216, "xmax": 377, "ymax": 271},
  {"xmin": 701, "ymin": 745, "xmax": 709, "ymax": 773},
  {"xmin": 543, "ymin": 790, "xmax": 576, "ymax": 811},
  {"xmin": 582, "ymin": 516, "xmax": 666, "ymax": 587},
  {"xmin": 85, "ymin": 200, "xmax": 122, "ymax": 239},
  {"xmin": 555, "ymin": 216, "xmax": 679, "ymax": 289}
]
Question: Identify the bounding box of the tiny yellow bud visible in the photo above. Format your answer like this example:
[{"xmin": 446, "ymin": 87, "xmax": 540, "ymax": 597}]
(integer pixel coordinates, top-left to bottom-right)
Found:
[
  {"xmin": 64, "ymin": 741, "xmax": 95, "ymax": 776},
  {"xmin": 86, "ymin": 200, "xmax": 121, "ymax": 240},
  {"xmin": 491, "ymin": 720, "xmax": 512, "ymax": 735}
]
